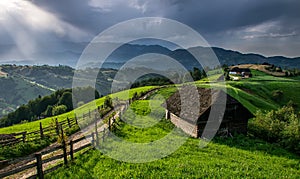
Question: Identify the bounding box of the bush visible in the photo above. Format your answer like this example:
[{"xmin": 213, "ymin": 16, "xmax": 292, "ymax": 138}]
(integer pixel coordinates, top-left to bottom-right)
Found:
[
  {"xmin": 0, "ymin": 139, "xmax": 51, "ymax": 160},
  {"xmin": 52, "ymin": 105, "xmax": 67, "ymax": 116},
  {"xmin": 272, "ymin": 90, "xmax": 283, "ymax": 101},
  {"xmin": 104, "ymin": 96, "xmax": 113, "ymax": 109},
  {"xmin": 249, "ymin": 106, "xmax": 300, "ymax": 153}
]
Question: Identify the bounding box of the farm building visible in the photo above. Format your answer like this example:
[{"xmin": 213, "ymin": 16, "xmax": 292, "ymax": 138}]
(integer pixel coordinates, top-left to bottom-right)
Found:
[
  {"xmin": 229, "ymin": 67, "xmax": 252, "ymax": 78},
  {"xmin": 0, "ymin": 71, "xmax": 8, "ymax": 78},
  {"xmin": 165, "ymin": 87, "xmax": 253, "ymax": 138}
]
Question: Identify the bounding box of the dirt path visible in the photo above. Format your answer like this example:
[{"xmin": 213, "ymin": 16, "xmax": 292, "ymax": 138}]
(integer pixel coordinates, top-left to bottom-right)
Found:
[
  {"xmin": 0, "ymin": 88, "xmax": 158, "ymax": 179},
  {"xmin": 0, "ymin": 109, "xmax": 117, "ymax": 179}
]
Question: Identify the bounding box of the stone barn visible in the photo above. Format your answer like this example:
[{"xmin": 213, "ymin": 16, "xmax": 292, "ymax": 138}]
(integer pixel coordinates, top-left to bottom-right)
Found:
[{"xmin": 165, "ymin": 87, "xmax": 253, "ymax": 138}]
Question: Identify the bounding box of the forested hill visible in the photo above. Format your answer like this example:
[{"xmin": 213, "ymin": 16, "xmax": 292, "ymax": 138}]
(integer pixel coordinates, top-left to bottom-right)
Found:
[
  {"xmin": 0, "ymin": 65, "xmax": 117, "ymax": 118},
  {"xmin": 0, "ymin": 87, "xmax": 100, "ymax": 127}
]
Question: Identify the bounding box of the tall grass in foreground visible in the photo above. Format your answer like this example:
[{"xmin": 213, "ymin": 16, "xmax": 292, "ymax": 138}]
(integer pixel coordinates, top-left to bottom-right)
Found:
[{"xmin": 47, "ymin": 100, "xmax": 300, "ymax": 178}]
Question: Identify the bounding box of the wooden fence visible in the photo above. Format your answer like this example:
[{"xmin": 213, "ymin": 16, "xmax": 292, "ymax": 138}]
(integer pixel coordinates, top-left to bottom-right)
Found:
[
  {"xmin": 0, "ymin": 87, "xmax": 157, "ymax": 147},
  {"xmin": 0, "ymin": 117, "xmax": 78, "ymax": 147},
  {"xmin": 0, "ymin": 89, "xmax": 156, "ymax": 178},
  {"xmin": 0, "ymin": 122, "xmax": 114, "ymax": 179},
  {"xmin": 0, "ymin": 107, "xmax": 119, "ymax": 178},
  {"xmin": 0, "ymin": 106, "xmax": 113, "ymax": 147}
]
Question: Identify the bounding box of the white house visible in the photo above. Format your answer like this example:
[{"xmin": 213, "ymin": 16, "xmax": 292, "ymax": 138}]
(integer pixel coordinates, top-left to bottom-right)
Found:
[{"xmin": 0, "ymin": 71, "xmax": 8, "ymax": 78}]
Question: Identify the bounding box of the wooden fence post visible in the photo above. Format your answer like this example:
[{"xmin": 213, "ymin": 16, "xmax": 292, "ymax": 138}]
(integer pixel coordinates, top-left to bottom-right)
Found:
[
  {"xmin": 70, "ymin": 140, "xmax": 74, "ymax": 160},
  {"xmin": 22, "ymin": 132, "xmax": 27, "ymax": 143},
  {"xmin": 67, "ymin": 117, "xmax": 71, "ymax": 128},
  {"xmin": 165, "ymin": 110, "xmax": 170, "ymax": 120},
  {"xmin": 35, "ymin": 153, "xmax": 44, "ymax": 179},
  {"xmin": 95, "ymin": 120, "xmax": 99, "ymax": 146},
  {"xmin": 91, "ymin": 132, "xmax": 95, "ymax": 146},
  {"xmin": 40, "ymin": 122, "xmax": 44, "ymax": 139},
  {"xmin": 102, "ymin": 128, "xmax": 105, "ymax": 142},
  {"xmin": 55, "ymin": 118, "xmax": 59, "ymax": 135},
  {"xmin": 108, "ymin": 118, "xmax": 111, "ymax": 131},
  {"xmin": 112, "ymin": 116, "xmax": 115, "ymax": 124},
  {"xmin": 75, "ymin": 115, "xmax": 78, "ymax": 125},
  {"xmin": 60, "ymin": 126, "xmax": 68, "ymax": 165}
]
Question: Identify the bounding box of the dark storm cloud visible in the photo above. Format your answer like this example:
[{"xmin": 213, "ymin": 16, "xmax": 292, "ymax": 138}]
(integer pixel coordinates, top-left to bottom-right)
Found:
[
  {"xmin": 161, "ymin": 0, "xmax": 300, "ymax": 34},
  {"xmin": 31, "ymin": 0, "xmax": 103, "ymax": 34},
  {"xmin": 30, "ymin": 0, "xmax": 300, "ymax": 43},
  {"xmin": 0, "ymin": 0, "xmax": 299, "ymax": 64}
]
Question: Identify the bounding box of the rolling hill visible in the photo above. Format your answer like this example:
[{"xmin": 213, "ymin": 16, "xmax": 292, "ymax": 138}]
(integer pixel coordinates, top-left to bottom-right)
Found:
[
  {"xmin": 0, "ymin": 71, "xmax": 299, "ymax": 178},
  {"xmin": 0, "ymin": 65, "xmax": 118, "ymax": 118}
]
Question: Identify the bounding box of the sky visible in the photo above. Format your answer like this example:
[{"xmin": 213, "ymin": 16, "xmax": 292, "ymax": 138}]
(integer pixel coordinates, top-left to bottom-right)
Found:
[{"xmin": 0, "ymin": 0, "xmax": 299, "ymax": 65}]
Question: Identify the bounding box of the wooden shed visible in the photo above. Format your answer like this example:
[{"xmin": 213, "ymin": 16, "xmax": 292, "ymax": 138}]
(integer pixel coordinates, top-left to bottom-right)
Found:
[{"xmin": 165, "ymin": 87, "xmax": 253, "ymax": 138}]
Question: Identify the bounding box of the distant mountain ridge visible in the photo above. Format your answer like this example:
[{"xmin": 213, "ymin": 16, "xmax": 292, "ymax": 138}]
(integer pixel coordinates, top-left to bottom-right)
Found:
[
  {"xmin": 1, "ymin": 44, "xmax": 299, "ymax": 117},
  {"xmin": 1, "ymin": 43, "xmax": 299, "ymax": 69}
]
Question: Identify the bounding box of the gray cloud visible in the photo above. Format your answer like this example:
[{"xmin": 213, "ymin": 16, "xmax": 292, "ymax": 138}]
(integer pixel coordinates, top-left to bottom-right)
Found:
[{"xmin": 0, "ymin": 0, "xmax": 299, "ymax": 65}]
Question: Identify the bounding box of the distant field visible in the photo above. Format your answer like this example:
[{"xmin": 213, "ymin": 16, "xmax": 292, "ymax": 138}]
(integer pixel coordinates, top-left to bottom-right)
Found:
[
  {"xmin": 231, "ymin": 64, "xmax": 286, "ymax": 77},
  {"xmin": 229, "ymin": 70, "xmax": 300, "ymax": 111},
  {"xmin": 47, "ymin": 99, "xmax": 300, "ymax": 178}
]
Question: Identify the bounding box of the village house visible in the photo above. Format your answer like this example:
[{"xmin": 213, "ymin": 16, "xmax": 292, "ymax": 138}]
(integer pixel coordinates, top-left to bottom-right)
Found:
[
  {"xmin": 0, "ymin": 71, "xmax": 8, "ymax": 78},
  {"xmin": 229, "ymin": 67, "xmax": 252, "ymax": 78}
]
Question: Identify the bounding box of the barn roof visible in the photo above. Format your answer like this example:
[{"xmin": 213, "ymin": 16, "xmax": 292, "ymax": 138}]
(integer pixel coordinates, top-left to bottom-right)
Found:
[{"xmin": 165, "ymin": 87, "xmax": 241, "ymax": 121}]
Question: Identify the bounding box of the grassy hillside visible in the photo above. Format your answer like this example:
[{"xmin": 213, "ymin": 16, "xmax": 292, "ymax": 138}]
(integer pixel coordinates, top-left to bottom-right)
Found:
[
  {"xmin": 228, "ymin": 70, "xmax": 300, "ymax": 111},
  {"xmin": 1, "ymin": 71, "xmax": 300, "ymax": 177},
  {"xmin": 0, "ymin": 65, "xmax": 118, "ymax": 118},
  {"xmin": 0, "ymin": 86, "xmax": 156, "ymax": 134},
  {"xmin": 2, "ymin": 69, "xmax": 299, "ymax": 134},
  {"xmin": 47, "ymin": 99, "xmax": 300, "ymax": 178}
]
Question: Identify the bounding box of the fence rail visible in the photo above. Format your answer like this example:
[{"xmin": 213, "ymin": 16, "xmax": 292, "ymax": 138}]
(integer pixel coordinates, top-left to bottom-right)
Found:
[
  {"xmin": 0, "ymin": 131, "xmax": 96, "ymax": 179},
  {"xmin": 0, "ymin": 109, "xmax": 89, "ymax": 147},
  {"xmin": 0, "ymin": 88, "xmax": 158, "ymax": 178},
  {"xmin": 0, "ymin": 107, "xmax": 116, "ymax": 178}
]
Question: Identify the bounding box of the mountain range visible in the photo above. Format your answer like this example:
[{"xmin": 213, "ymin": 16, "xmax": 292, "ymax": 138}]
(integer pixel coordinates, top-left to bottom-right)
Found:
[
  {"xmin": 0, "ymin": 44, "xmax": 300, "ymax": 118},
  {"xmin": 1, "ymin": 43, "xmax": 299, "ymax": 69}
]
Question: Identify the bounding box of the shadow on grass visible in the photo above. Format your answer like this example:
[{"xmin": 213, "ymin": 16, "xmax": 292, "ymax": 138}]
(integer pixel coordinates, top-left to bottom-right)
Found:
[{"xmin": 212, "ymin": 134, "xmax": 300, "ymax": 160}]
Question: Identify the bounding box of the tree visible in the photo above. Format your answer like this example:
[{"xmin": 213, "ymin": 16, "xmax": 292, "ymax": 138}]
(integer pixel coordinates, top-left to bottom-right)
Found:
[
  {"xmin": 249, "ymin": 105, "xmax": 300, "ymax": 153},
  {"xmin": 40, "ymin": 95, "xmax": 57, "ymax": 114},
  {"xmin": 58, "ymin": 92, "xmax": 73, "ymax": 111},
  {"xmin": 44, "ymin": 105, "xmax": 53, "ymax": 117},
  {"xmin": 15, "ymin": 105, "xmax": 32, "ymax": 122},
  {"xmin": 52, "ymin": 105, "xmax": 67, "ymax": 116},
  {"xmin": 104, "ymin": 96, "xmax": 113, "ymax": 109},
  {"xmin": 202, "ymin": 69, "xmax": 207, "ymax": 78},
  {"xmin": 191, "ymin": 67, "xmax": 202, "ymax": 81},
  {"xmin": 28, "ymin": 98, "xmax": 42, "ymax": 118},
  {"xmin": 272, "ymin": 90, "xmax": 284, "ymax": 101}
]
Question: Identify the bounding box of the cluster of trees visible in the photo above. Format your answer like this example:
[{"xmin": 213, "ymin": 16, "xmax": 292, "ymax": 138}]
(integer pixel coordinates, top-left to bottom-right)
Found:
[
  {"xmin": 264, "ymin": 64, "xmax": 283, "ymax": 72},
  {"xmin": 263, "ymin": 63, "xmax": 300, "ymax": 77},
  {"xmin": 131, "ymin": 67, "xmax": 208, "ymax": 89},
  {"xmin": 249, "ymin": 103, "xmax": 300, "ymax": 154},
  {"xmin": 222, "ymin": 65, "xmax": 231, "ymax": 81},
  {"xmin": 131, "ymin": 76, "xmax": 173, "ymax": 88},
  {"xmin": 285, "ymin": 68, "xmax": 300, "ymax": 77},
  {"xmin": 0, "ymin": 86, "xmax": 100, "ymax": 127},
  {"xmin": 189, "ymin": 67, "xmax": 207, "ymax": 81}
]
